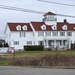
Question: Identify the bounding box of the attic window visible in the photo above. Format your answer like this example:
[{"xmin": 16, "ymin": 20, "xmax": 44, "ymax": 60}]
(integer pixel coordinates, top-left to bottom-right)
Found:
[
  {"xmin": 62, "ymin": 25, "xmax": 67, "ymax": 30},
  {"xmin": 51, "ymin": 25, "xmax": 57, "ymax": 30},
  {"xmin": 16, "ymin": 25, "xmax": 21, "ymax": 30},
  {"xmin": 41, "ymin": 25, "xmax": 46, "ymax": 30},
  {"xmin": 22, "ymin": 25, "xmax": 27, "ymax": 30}
]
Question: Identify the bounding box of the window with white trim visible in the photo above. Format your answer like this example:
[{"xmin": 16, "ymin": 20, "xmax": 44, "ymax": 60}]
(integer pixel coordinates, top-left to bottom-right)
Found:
[
  {"xmin": 41, "ymin": 25, "xmax": 46, "ymax": 30},
  {"xmin": 67, "ymin": 32, "xmax": 72, "ymax": 36},
  {"xmin": 38, "ymin": 31, "xmax": 44, "ymax": 36},
  {"xmin": 47, "ymin": 15, "xmax": 55, "ymax": 21},
  {"xmin": 27, "ymin": 41, "xmax": 32, "ymax": 45},
  {"xmin": 60, "ymin": 32, "xmax": 65, "ymax": 36},
  {"xmin": 16, "ymin": 25, "xmax": 21, "ymax": 30},
  {"xmin": 22, "ymin": 25, "xmax": 27, "ymax": 30},
  {"xmin": 45, "ymin": 31, "xmax": 51, "ymax": 36},
  {"xmin": 53, "ymin": 32, "xmax": 58, "ymax": 36},
  {"xmin": 14, "ymin": 41, "xmax": 19, "ymax": 45},
  {"xmin": 38, "ymin": 41, "xmax": 43, "ymax": 46},
  {"xmin": 62, "ymin": 25, "xmax": 67, "ymax": 30},
  {"xmin": 20, "ymin": 32, "xmax": 25, "ymax": 37},
  {"xmin": 51, "ymin": 25, "xmax": 57, "ymax": 30}
]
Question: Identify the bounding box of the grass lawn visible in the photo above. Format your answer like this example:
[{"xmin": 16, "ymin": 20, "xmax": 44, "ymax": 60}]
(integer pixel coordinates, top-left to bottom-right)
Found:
[
  {"xmin": 0, "ymin": 50, "xmax": 75, "ymax": 66},
  {"xmin": 15, "ymin": 50, "xmax": 75, "ymax": 57}
]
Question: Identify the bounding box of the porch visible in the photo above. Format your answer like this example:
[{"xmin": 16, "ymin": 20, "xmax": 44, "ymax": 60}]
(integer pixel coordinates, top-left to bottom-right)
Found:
[
  {"xmin": 44, "ymin": 39, "xmax": 71, "ymax": 50},
  {"xmin": 39, "ymin": 38, "xmax": 71, "ymax": 50}
]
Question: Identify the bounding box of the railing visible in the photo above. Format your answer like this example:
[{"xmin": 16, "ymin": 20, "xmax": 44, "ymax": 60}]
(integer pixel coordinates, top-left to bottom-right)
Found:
[{"xmin": 44, "ymin": 45, "xmax": 69, "ymax": 50}]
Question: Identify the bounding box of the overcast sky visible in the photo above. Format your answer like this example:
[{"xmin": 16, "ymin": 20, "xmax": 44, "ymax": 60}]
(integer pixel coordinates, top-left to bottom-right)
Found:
[{"xmin": 0, "ymin": 0, "xmax": 75, "ymax": 33}]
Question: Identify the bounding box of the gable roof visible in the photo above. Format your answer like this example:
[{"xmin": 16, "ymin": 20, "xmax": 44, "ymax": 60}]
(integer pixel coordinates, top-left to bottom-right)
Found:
[
  {"xmin": 7, "ymin": 23, "xmax": 32, "ymax": 31},
  {"xmin": 31, "ymin": 21, "xmax": 75, "ymax": 31},
  {"xmin": 57, "ymin": 22, "xmax": 75, "ymax": 31},
  {"xmin": 6, "ymin": 21, "xmax": 75, "ymax": 32},
  {"xmin": 44, "ymin": 11, "xmax": 56, "ymax": 16}
]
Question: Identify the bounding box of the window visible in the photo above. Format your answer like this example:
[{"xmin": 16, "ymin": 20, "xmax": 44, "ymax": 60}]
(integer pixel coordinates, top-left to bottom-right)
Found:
[
  {"xmin": 47, "ymin": 15, "xmax": 54, "ymax": 21},
  {"xmin": 51, "ymin": 25, "xmax": 57, "ymax": 30},
  {"xmin": 53, "ymin": 32, "xmax": 58, "ymax": 36},
  {"xmin": 27, "ymin": 41, "xmax": 32, "ymax": 45},
  {"xmin": 20, "ymin": 32, "xmax": 25, "ymax": 37},
  {"xmin": 14, "ymin": 41, "xmax": 19, "ymax": 45},
  {"xmin": 67, "ymin": 32, "xmax": 72, "ymax": 36},
  {"xmin": 18, "ymin": 27, "xmax": 21, "ymax": 30},
  {"xmin": 16, "ymin": 25, "xmax": 21, "ymax": 30},
  {"xmin": 60, "ymin": 32, "xmax": 65, "ymax": 36},
  {"xmin": 63, "ymin": 40, "xmax": 66, "ymax": 46},
  {"xmin": 38, "ymin": 31, "xmax": 44, "ymax": 36},
  {"xmin": 41, "ymin": 25, "xmax": 46, "ymax": 30},
  {"xmin": 22, "ymin": 25, "xmax": 27, "ymax": 30},
  {"xmin": 62, "ymin": 25, "xmax": 67, "ymax": 30},
  {"xmin": 45, "ymin": 31, "xmax": 51, "ymax": 36},
  {"xmin": 38, "ymin": 41, "xmax": 43, "ymax": 46},
  {"xmin": 54, "ymin": 26, "xmax": 56, "ymax": 30}
]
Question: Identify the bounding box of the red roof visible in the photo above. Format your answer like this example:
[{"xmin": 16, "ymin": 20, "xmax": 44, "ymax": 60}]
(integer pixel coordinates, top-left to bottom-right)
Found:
[
  {"xmin": 7, "ymin": 21, "xmax": 75, "ymax": 32},
  {"xmin": 57, "ymin": 22, "xmax": 75, "ymax": 31},
  {"xmin": 31, "ymin": 22, "xmax": 52, "ymax": 31},
  {"xmin": 44, "ymin": 12, "xmax": 56, "ymax": 16},
  {"xmin": 7, "ymin": 23, "xmax": 32, "ymax": 31},
  {"xmin": 31, "ymin": 21, "xmax": 75, "ymax": 31}
]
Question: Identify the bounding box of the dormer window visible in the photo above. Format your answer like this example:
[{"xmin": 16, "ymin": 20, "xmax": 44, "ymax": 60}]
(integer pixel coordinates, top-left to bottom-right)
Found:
[
  {"xmin": 22, "ymin": 25, "xmax": 27, "ymax": 30},
  {"xmin": 62, "ymin": 25, "xmax": 67, "ymax": 30},
  {"xmin": 41, "ymin": 25, "xmax": 46, "ymax": 30},
  {"xmin": 16, "ymin": 25, "xmax": 21, "ymax": 30},
  {"xmin": 51, "ymin": 25, "xmax": 57, "ymax": 30}
]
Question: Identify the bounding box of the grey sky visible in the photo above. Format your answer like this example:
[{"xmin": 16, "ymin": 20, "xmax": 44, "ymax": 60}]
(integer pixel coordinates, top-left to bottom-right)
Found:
[{"xmin": 0, "ymin": 0, "xmax": 75, "ymax": 33}]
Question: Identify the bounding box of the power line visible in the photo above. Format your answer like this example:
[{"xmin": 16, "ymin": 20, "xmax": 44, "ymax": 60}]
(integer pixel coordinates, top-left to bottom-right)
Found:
[
  {"xmin": 0, "ymin": 4, "xmax": 75, "ymax": 18},
  {"xmin": 0, "ymin": 5, "xmax": 45, "ymax": 14},
  {"xmin": 57, "ymin": 14, "xmax": 75, "ymax": 18},
  {"xmin": 37, "ymin": 0, "xmax": 75, "ymax": 7}
]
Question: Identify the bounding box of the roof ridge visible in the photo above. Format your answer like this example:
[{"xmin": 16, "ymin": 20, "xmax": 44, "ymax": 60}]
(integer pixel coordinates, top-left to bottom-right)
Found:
[{"xmin": 44, "ymin": 11, "xmax": 56, "ymax": 16}]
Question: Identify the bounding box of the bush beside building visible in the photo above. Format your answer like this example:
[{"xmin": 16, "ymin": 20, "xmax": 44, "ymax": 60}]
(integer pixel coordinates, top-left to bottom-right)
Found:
[{"xmin": 24, "ymin": 45, "xmax": 44, "ymax": 51}]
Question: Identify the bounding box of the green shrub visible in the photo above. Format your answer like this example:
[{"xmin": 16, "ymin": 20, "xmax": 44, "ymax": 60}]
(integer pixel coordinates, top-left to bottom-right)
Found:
[{"xmin": 24, "ymin": 45, "xmax": 44, "ymax": 51}]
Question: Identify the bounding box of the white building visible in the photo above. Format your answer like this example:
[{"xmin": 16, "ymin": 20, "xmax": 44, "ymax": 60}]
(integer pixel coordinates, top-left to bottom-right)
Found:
[{"xmin": 4, "ymin": 11, "xmax": 75, "ymax": 50}]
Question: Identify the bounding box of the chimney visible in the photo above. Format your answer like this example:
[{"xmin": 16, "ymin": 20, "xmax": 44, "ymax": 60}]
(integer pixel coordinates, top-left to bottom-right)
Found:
[{"xmin": 64, "ymin": 19, "xmax": 67, "ymax": 22}]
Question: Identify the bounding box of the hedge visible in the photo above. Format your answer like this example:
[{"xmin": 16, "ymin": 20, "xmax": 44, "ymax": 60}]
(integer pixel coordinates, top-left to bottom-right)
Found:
[{"xmin": 24, "ymin": 45, "xmax": 44, "ymax": 51}]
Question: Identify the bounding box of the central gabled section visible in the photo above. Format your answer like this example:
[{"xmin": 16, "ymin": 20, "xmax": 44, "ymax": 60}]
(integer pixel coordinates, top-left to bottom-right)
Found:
[{"xmin": 43, "ymin": 11, "xmax": 57, "ymax": 25}]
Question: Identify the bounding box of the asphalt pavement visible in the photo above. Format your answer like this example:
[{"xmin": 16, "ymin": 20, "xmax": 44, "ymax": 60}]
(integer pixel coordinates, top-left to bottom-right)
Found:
[{"xmin": 0, "ymin": 66, "xmax": 75, "ymax": 75}]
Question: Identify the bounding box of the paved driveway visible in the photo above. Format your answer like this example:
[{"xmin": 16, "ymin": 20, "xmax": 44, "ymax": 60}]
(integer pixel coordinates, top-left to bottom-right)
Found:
[{"xmin": 0, "ymin": 66, "xmax": 75, "ymax": 75}]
